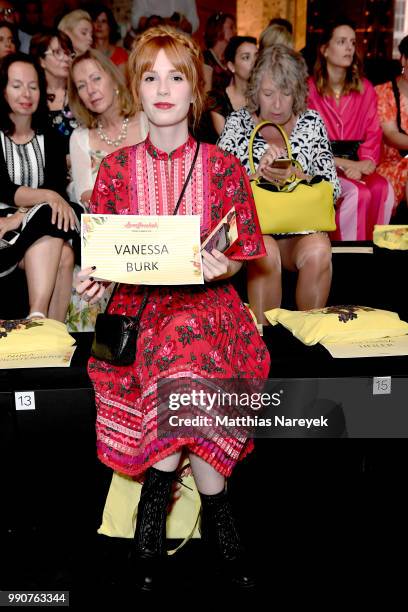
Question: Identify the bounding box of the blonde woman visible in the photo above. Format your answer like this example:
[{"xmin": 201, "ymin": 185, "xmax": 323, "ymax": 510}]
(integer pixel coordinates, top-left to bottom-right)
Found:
[
  {"xmin": 58, "ymin": 9, "xmax": 93, "ymax": 55},
  {"xmin": 68, "ymin": 49, "xmax": 147, "ymax": 207},
  {"xmin": 219, "ymin": 45, "xmax": 339, "ymax": 324},
  {"xmin": 259, "ymin": 23, "xmax": 293, "ymax": 52},
  {"xmin": 65, "ymin": 49, "xmax": 147, "ymax": 331}
]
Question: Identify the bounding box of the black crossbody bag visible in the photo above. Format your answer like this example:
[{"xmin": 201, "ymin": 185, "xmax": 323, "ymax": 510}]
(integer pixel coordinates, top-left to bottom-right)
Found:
[
  {"xmin": 330, "ymin": 140, "xmax": 362, "ymax": 161},
  {"xmin": 91, "ymin": 141, "xmax": 200, "ymax": 366}
]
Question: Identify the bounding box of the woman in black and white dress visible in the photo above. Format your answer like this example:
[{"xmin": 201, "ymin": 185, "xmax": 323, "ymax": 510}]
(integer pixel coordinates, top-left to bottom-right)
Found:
[
  {"xmin": 0, "ymin": 53, "xmax": 82, "ymax": 322},
  {"xmin": 218, "ymin": 44, "xmax": 340, "ymax": 324}
]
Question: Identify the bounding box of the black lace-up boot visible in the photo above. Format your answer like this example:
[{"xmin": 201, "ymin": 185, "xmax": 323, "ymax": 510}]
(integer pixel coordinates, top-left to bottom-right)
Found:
[
  {"xmin": 199, "ymin": 489, "xmax": 255, "ymax": 589},
  {"xmin": 133, "ymin": 466, "xmax": 176, "ymax": 591}
]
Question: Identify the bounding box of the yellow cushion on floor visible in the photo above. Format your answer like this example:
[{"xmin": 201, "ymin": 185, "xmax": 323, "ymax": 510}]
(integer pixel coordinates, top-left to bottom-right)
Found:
[
  {"xmin": 98, "ymin": 466, "xmax": 201, "ymax": 554},
  {"xmin": 264, "ymin": 306, "xmax": 408, "ymax": 346}
]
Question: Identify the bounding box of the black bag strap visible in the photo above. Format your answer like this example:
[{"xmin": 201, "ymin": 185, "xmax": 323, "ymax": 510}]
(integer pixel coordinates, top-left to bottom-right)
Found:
[
  {"xmin": 105, "ymin": 140, "xmax": 201, "ymax": 318},
  {"xmin": 173, "ymin": 140, "xmax": 200, "ymax": 215},
  {"xmin": 391, "ymin": 78, "xmax": 408, "ymax": 157},
  {"xmin": 391, "ymin": 78, "xmax": 405, "ymax": 134}
]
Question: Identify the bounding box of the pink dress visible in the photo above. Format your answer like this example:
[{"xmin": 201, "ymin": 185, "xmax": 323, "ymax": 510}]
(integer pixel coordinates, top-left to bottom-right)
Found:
[
  {"xmin": 87, "ymin": 135, "xmax": 270, "ymax": 478},
  {"xmin": 308, "ymin": 77, "xmax": 394, "ymax": 240}
]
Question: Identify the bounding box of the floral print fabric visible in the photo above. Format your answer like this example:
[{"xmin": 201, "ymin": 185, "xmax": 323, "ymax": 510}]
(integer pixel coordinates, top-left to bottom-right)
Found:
[
  {"xmin": 376, "ymin": 80, "xmax": 408, "ymax": 204},
  {"xmin": 87, "ymin": 136, "xmax": 270, "ymax": 478}
]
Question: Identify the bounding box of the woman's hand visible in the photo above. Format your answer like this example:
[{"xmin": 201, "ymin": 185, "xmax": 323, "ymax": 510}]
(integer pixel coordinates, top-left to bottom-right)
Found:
[
  {"xmin": 80, "ymin": 190, "xmax": 93, "ymax": 209},
  {"xmin": 44, "ymin": 190, "xmax": 78, "ymax": 232},
  {"xmin": 337, "ymin": 159, "xmax": 375, "ymax": 181},
  {"xmin": 202, "ymin": 249, "xmax": 242, "ymax": 282},
  {"xmin": 75, "ymin": 267, "xmax": 108, "ymax": 304},
  {"xmin": 254, "ymin": 145, "xmax": 294, "ymax": 185},
  {"xmin": 0, "ymin": 212, "xmax": 23, "ymax": 239},
  {"xmin": 357, "ymin": 159, "xmax": 376, "ymax": 175},
  {"xmin": 344, "ymin": 165, "xmax": 362, "ymax": 180}
]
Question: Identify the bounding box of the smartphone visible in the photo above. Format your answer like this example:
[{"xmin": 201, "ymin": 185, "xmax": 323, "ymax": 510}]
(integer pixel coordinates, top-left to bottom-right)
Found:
[
  {"xmin": 270, "ymin": 158, "xmax": 292, "ymax": 169},
  {"xmin": 2, "ymin": 230, "xmax": 19, "ymax": 244},
  {"xmin": 0, "ymin": 232, "xmax": 18, "ymax": 249},
  {"xmin": 0, "ymin": 239, "xmax": 11, "ymax": 250},
  {"xmin": 0, "ymin": 230, "xmax": 19, "ymax": 249}
]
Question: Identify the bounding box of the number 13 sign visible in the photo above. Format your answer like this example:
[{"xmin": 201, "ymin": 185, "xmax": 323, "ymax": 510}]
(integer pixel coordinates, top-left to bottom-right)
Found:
[{"xmin": 15, "ymin": 391, "xmax": 35, "ymax": 411}]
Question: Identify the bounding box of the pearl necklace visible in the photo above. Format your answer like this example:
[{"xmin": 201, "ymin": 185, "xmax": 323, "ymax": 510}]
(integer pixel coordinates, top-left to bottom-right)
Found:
[{"xmin": 96, "ymin": 117, "xmax": 129, "ymax": 147}]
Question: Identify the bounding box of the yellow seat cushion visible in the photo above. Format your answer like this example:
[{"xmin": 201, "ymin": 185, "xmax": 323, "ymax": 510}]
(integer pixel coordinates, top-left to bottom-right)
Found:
[
  {"xmin": 264, "ymin": 306, "xmax": 408, "ymax": 346},
  {"xmin": 0, "ymin": 318, "xmax": 75, "ymax": 354},
  {"xmin": 373, "ymin": 225, "xmax": 408, "ymax": 250}
]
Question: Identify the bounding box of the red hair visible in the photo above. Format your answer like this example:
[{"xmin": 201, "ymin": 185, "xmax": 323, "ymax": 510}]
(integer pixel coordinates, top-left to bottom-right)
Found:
[{"xmin": 129, "ymin": 26, "xmax": 205, "ymax": 130}]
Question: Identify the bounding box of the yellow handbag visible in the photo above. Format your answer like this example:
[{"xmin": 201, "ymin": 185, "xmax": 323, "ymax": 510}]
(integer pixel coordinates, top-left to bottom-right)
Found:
[{"xmin": 249, "ymin": 121, "xmax": 336, "ymax": 234}]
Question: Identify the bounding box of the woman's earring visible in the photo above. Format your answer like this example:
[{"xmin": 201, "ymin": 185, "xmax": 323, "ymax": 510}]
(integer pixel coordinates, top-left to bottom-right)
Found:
[
  {"xmin": 115, "ymin": 88, "xmax": 119, "ymax": 95},
  {"xmin": 402, "ymin": 67, "xmax": 405, "ymax": 75}
]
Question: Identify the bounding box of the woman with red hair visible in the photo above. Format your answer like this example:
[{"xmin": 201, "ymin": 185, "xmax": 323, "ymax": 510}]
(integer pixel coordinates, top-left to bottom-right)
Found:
[{"xmin": 76, "ymin": 26, "xmax": 269, "ymax": 591}]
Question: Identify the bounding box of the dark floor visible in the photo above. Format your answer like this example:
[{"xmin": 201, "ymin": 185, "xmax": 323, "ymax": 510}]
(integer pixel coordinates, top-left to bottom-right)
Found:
[{"xmin": 1, "ymin": 437, "xmax": 407, "ymax": 604}]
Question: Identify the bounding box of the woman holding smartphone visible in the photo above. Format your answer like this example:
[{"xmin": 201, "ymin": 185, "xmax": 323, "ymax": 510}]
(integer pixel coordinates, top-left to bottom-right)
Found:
[
  {"xmin": 218, "ymin": 44, "xmax": 340, "ymax": 324},
  {"xmin": 75, "ymin": 26, "xmax": 269, "ymax": 591}
]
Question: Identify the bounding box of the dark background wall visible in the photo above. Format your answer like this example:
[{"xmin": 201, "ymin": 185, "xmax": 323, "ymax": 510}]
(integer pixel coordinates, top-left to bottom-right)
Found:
[
  {"xmin": 38, "ymin": 0, "xmax": 236, "ymax": 48},
  {"xmin": 307, "ymin": 0, "xmax": 395, "ymax": 60},
  {"xmin": 32, "ymin": 1, "xmax": 397, "ymax": 61}
]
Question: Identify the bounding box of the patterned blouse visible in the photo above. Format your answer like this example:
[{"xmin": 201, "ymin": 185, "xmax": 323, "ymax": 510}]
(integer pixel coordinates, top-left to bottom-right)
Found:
[
  {"xmin": 218, "ymin": 107, "xmax": 341, "ymax": 201},
  {"xmin": 375, "ymin": 80, "xmax": 408, "ymax": 203},
  {"xmin": 91, "ymin": 133, "xmax": 266, "ymax": 258},
  {"xmin": 0, "ymin": 132, "xmax": 45, "ymax": 188}
]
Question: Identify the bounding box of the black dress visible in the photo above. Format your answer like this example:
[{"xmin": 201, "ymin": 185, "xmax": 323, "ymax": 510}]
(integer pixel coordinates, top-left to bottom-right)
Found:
[
  {"xmin": 48, "ymin": 104, "xmax": 79, "ymax": 155},
  {"xmin": 193, "ymin": 89, "xmax": 234, "ymax": 145},
  {"xmin": 203, "ymin": 49, "xmax": 232, "ymax": 93},
  {"xmin": 0, "ymin": 128, "xmax": 83, "ymax": 276}
]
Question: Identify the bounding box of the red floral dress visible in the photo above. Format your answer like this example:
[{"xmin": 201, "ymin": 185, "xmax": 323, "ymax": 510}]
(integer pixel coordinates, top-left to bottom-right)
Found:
[
  {"xmin": 88, "ymin": 135, "xmax": 270, "ymax": 478},
  {"xmin": 376, "ymin": 80, "xmax": 408, "ymax": 204}
]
